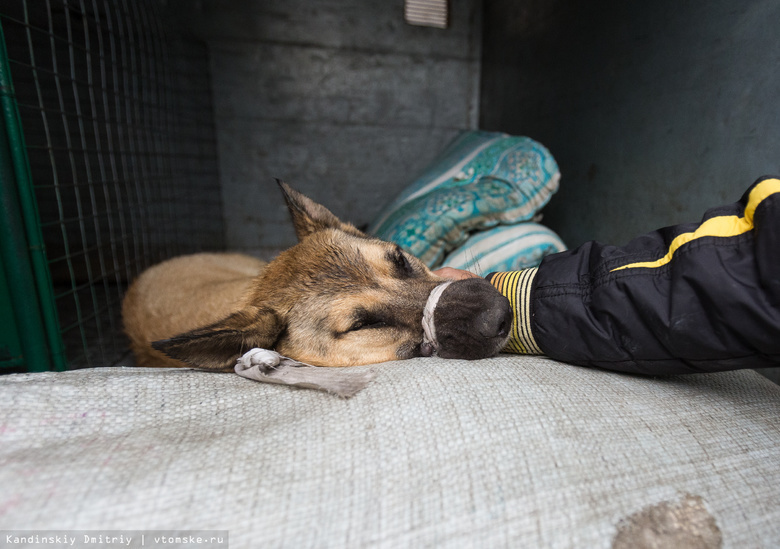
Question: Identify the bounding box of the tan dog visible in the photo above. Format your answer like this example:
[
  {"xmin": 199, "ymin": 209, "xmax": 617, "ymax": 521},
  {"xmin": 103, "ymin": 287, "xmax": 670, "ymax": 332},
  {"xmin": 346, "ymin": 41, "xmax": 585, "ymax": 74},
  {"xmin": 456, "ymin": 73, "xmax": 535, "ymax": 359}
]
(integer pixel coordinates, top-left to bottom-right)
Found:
[{"xmin": 122, "ymin": 182, "xmax": 512, "ymax": 370}]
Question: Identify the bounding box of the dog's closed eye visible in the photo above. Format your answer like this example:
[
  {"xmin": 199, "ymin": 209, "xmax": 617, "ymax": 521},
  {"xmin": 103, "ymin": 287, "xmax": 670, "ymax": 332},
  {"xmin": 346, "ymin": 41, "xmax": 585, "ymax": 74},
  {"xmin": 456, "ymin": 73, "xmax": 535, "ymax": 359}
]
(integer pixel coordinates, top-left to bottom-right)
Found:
[
  {"xmin": 348, "ymin": 319, "xmax": 388, "ymax": 332},
  {"xmin": 344, "ymin": 308, "xmax": 389, "ymax": 334}
]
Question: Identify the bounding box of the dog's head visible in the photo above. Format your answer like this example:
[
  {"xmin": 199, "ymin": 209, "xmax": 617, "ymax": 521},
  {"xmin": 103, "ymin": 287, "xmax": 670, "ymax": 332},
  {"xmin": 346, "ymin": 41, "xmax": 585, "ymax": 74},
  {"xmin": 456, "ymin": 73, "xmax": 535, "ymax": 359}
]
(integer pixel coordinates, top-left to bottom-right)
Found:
[{"xmin": 153, "ymin": 182, "xmax": 512, "ymax": 369}]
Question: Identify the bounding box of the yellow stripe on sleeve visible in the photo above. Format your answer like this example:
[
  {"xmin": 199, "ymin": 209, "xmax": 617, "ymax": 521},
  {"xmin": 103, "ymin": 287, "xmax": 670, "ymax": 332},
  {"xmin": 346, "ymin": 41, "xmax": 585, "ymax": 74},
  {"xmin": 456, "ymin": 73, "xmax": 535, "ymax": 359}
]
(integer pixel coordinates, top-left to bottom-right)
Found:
[{"xmin": 612, "ymin": 178, "xmax": 780, "ymax": 272}]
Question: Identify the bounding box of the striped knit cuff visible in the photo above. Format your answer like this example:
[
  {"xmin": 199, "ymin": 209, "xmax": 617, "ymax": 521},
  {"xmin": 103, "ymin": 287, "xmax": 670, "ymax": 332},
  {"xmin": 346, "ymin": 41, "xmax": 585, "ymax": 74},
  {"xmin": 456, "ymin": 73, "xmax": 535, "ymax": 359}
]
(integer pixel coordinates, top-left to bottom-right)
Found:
[{"xmin": 485, "ymin": 269, "xmax": 542, "ymax": 355}]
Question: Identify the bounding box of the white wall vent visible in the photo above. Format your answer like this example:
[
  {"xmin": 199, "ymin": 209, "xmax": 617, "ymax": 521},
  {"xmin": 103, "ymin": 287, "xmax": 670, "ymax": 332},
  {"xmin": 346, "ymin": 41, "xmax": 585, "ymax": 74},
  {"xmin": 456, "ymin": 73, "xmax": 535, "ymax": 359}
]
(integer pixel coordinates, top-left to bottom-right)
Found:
[{"xmin": 404, "ymin": 0, "xmax": 449, "ymax": 29}]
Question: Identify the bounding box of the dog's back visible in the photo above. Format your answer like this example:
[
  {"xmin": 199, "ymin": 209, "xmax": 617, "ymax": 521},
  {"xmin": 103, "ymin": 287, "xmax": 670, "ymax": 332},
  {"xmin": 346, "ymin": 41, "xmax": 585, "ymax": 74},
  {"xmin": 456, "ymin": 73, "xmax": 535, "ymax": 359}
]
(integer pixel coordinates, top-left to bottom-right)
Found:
[{"xmin": 123, "ymin": 253, "xmax": 265, "ymax": 368}]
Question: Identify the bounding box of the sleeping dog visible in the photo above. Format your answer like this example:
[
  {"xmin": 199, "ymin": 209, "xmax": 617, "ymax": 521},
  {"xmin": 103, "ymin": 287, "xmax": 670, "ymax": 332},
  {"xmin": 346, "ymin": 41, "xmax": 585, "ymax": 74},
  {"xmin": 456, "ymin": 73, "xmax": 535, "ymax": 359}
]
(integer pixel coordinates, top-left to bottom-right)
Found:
[{"xmin": 122, "ymin": 182, "xmax": 512, "ymax": 370}]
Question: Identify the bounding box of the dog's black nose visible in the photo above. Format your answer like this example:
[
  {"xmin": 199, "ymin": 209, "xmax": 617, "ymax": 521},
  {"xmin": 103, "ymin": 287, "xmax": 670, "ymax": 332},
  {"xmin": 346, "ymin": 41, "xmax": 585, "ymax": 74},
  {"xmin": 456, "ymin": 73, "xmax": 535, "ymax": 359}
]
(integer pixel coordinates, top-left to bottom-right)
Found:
[
  {"xmin": 432, "ymin": 277, "xmax": 514, "ymax": 360},
  {"xmin": 476, "ymin": 303, "xmax": 513, "ymax": 339},
  {"xmin": 497, "ymin": 309, "xmax": 512, "ymax": 338}
]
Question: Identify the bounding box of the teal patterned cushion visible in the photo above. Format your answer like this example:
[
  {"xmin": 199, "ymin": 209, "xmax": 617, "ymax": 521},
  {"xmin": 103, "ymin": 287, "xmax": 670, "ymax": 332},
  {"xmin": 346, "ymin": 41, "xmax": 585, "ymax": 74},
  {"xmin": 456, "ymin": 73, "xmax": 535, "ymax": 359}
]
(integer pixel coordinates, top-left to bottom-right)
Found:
[
  {"xmin": 369, "ymin": 130, "xmax": 560, "ymax": 267},
  {"xmin": 440, "ymin": 223, "xmax": 567, "ymax": 274}
]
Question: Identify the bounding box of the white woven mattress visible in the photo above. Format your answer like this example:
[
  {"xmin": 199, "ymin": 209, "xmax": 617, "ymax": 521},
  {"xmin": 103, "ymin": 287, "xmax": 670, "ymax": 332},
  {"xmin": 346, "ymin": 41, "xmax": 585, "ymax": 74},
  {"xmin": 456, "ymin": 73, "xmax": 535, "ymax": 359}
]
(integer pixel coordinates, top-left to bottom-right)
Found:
[{"xmin": 1, "ymin": 356, "xmax": 778, "ymax": 547}]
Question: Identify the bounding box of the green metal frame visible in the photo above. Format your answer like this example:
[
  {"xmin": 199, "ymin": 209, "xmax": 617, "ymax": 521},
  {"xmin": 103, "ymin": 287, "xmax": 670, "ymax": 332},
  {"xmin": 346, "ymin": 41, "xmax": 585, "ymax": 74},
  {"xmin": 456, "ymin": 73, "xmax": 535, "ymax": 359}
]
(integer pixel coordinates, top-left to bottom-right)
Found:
[{"xmin": 0, "ymin": 19, "xmax": 66, "ymax": 372}]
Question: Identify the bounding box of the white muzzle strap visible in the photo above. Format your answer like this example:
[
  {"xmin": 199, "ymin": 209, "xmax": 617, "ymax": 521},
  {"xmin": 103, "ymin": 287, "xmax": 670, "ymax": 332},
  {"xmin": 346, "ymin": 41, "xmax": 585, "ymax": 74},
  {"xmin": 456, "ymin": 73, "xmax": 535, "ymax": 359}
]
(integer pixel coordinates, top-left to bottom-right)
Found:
[{"xmin": 421, "ymin": 281, "xmax": 453, "ymax": 354}]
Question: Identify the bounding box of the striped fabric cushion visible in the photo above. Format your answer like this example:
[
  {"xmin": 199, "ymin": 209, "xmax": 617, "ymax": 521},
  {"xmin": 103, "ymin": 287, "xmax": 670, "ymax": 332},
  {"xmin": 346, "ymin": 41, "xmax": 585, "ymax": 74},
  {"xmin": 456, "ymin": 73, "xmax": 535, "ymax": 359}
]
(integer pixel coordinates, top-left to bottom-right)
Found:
[
  {"xmin": 369, "ymin": 130, "xmax": 560, "ymax": 267},
  {"xmin": 441, "ymin": 222, "xmax": 567, "ymax": 274}
]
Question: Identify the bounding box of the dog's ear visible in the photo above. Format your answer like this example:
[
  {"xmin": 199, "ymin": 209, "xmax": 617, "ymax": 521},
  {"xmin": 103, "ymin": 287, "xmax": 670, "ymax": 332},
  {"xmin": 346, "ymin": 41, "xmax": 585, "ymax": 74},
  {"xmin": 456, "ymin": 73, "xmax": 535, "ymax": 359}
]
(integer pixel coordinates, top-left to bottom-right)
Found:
[
  {"xmin": 151, "ymin": 306, "xmax": 284, "ymax": 372},
  {"xmin": 277, "ymin": 179, "xmax": 364, "ymax": 240}
]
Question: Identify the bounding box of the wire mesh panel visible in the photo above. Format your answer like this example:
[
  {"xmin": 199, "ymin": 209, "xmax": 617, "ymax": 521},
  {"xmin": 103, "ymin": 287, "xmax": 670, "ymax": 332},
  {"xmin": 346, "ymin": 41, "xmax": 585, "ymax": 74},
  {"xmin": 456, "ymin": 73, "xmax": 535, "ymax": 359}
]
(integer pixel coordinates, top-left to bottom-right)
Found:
[{"xmin": 0, "ymin": 0, "xmax": 224, "ymax": 369}]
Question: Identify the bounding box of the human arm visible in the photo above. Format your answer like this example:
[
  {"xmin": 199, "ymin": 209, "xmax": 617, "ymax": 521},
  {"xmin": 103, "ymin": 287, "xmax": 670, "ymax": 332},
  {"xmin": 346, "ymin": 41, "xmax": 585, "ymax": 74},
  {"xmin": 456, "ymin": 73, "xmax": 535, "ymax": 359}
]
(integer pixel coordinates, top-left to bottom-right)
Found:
[{"xmin": 484, "ymin": 177, "xmax": 780, "ymax": 375}]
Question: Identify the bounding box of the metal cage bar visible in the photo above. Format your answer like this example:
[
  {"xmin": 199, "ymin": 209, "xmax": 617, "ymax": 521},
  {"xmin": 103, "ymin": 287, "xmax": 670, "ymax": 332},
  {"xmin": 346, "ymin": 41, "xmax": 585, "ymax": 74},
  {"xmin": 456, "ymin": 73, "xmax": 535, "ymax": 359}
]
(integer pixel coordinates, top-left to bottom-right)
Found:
[
  {"xmin": 0, "ymin": 0, "xmax": 223, "ymax": 371},
  {"xmin": 0, "ymin": 19, "xmax": 66, "ymax": 372}
]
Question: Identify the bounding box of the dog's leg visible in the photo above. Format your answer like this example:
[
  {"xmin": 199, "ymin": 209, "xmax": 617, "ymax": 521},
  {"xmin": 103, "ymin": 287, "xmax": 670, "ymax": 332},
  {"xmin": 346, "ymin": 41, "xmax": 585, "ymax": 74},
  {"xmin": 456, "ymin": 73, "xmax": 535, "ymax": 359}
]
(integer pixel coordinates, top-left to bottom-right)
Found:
[
  {"xmin": 234, "ymin": 348, "xmax": 376, "ymax": 398},
  {"xmin": 236, "ymin": 348, "xmax": 282, "ymax": 373}
]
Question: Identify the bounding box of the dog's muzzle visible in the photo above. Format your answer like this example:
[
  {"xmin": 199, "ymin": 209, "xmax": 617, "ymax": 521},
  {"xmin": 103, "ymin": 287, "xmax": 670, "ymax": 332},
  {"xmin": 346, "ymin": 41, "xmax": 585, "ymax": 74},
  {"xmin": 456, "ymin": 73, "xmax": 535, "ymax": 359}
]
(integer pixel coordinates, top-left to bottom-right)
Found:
[{"xmin": 421, "ymin": 281, "xmax": 453, "ymax": 357}]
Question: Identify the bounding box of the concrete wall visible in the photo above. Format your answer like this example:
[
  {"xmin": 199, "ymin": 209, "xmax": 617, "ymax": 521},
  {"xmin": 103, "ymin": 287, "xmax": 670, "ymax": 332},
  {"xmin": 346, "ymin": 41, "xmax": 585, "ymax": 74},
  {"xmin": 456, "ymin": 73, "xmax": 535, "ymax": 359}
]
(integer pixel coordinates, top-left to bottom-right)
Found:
[
  {"xmin": 173, "ymin": 0, "xmax": 482, "ymax": 256},
  {"xmin": 480, "ymin": 0, "xmax": 780, "ymax": 248}
]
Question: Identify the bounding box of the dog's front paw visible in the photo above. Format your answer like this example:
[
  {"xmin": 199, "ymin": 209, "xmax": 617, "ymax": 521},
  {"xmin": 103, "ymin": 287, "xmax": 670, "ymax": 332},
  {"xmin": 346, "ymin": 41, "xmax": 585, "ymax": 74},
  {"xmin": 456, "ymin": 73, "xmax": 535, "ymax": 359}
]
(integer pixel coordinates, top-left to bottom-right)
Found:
[{"xmin": 236, "ymin": 348, "xmax": 281, "ymax": 374}]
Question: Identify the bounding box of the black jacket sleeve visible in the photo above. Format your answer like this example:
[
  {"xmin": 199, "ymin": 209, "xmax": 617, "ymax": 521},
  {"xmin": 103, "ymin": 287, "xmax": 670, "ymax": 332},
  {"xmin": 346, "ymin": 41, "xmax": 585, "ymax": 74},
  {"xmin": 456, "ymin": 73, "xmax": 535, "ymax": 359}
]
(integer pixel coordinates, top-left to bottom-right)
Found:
[{"xmin": 486, "ymin": 176, "xmax": 780, "ymax": 375}]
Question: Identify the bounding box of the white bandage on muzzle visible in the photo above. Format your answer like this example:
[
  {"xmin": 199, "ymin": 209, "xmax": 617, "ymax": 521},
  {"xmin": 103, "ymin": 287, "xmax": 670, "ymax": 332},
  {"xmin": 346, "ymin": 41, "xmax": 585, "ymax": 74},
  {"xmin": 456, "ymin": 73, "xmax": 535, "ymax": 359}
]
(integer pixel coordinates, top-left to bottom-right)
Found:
[{"xmin": 421, "ymin": 281, "xmax": 453, "ymax": 355}]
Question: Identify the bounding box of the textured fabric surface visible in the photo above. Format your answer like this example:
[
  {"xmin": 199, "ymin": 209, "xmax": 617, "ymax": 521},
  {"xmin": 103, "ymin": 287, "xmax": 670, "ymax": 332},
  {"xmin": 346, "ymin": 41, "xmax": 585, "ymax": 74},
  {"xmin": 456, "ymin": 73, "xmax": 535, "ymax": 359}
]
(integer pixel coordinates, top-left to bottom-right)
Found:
[
  {"xmin": 369, "ymin": 130, "xmax": 560, "ymax": 267},
  {"xmin": 441, "ymin": 222, "xmax": 566, "ymax": 274},
  {"xmin": 1, "ymin": 358, "xmax": 779, "ymax": 548}
]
